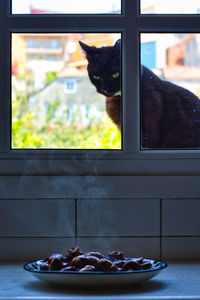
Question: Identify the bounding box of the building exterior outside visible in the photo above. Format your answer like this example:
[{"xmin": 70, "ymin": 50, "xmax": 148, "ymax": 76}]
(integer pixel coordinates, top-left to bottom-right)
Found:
[
  {"xmin": 140, "ymin": 32, "xmax": 200, "ymax": 97},
  {"xmin": 28, "ymin": 64, "xmax": 106, "ymax": 126},
  {"xmin": 12, "ymin": 1, "xmax": 121, "ymax": 14},
  {"xmin": 23, "ymin": 33, "xmax": 71, "ymax": 90},
  {"xmin": 12, "ymin": 34, "xmax": 26, "ymax": 78},
  {"xmin": 141, "ymin": 0, "xmax": 200, "ymax": 14}
]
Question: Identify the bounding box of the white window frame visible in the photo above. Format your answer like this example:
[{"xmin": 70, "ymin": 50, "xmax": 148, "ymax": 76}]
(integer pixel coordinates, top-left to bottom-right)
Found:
[
  {"xmin": 64, "ymin": 79, "xmax": 77, "ymax": 94},
  {"xmin": 0, "ymin": 0, "xmax": 200, "ymax": 198}
]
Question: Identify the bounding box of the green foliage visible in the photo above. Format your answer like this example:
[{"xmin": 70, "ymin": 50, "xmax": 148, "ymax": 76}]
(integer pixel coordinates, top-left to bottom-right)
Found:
[
  {"xmin": 46, "ymin": 100, "xmax": 60, "ymax": 123},
  {"xmin": 12, "ymin": 101, "xmax": 121, "ymax": 149},
  {"xmin": 80, "ymin": 119, "xmax": 121, "ymax": 149},
  {"xmin": 12, "ymin": 102, "xmax": 43, "ymax": 148},
  {"xmin": 45, "ymin": 71, "xmax": 58, "ymax": 85}
]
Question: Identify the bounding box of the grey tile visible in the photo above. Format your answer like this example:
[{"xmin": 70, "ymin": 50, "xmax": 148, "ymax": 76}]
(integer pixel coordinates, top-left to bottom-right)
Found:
[
  {"xmin": 162, "ymin": 199, "xmax": 200, "ymax": 236},
  {"xmin": 162, "ymin": 237, "xmax": 200, "ymax": 260},
  {"xmin": 77, "ymin": 237, "xmax": 160, "ymax": 259},
  {"xmin": 0, "ymin": 238, "xmax": 75, "ymax": 261},
  {"xmin": 0, "ymin": 199, "xmax": 75, "ymax": 237},
  {"xmin": 77, "ymin": 199, "xmax": 160, "ymax": 237}
]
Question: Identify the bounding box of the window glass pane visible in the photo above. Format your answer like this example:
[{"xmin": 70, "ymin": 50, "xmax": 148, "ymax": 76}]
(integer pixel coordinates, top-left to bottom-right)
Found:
[
  {"xmin": 12, "ymin": 0, "xmax": 121, "ymax": 14},
  {"xmin": 141, "ymin": 33, "xmax": 200, "ymax": 149},
  {"xmin": 12, "ymin": 33, "xmax": 121, "ymax": 149},
  {"xmin": 141, "ymin": 0, "xmax": 200, "ymax": 14}
]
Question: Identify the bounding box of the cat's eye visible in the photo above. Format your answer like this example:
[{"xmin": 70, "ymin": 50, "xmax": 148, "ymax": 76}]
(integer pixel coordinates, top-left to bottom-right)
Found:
[
  {"xmin": 112, "ymin": 72, "xmax": 119, "ymax": 79},
  {"xmin": 93, "ymin": 75, "xmax": 101, "ymax": 80}
]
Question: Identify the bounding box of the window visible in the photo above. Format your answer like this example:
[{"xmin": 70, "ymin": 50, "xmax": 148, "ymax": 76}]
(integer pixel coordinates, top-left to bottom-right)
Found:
[
  {"xmin": 141, "ymin": 33, "xmax": 200, "ymax": 149},
  {"xmin": 141, "ymin": 0, "xmax": 200, "ymax": 14},
  {"xmin": 65, "ymin": 79, "xmax": 77, "ymax": 94},
  {"xmin": 12, "ymin": 0, "xmax": 121, "ymax": 14},
  {"xmin": 0, "ymin": 0, "xmax": 200, "ymax": 178},
  {"xmin": 11, "ymin": 32, "xmax": 121, "ymax": 149}
]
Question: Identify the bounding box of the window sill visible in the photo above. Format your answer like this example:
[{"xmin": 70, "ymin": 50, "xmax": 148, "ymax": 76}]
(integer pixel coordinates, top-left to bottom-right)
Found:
[{"xmin": 0, "ymin": 261, "xmax": 200, "ymax": 299}]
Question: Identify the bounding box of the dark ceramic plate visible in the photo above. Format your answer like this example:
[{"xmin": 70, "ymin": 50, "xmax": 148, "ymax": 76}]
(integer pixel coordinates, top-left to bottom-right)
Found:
[{"xmin": 24, "ymin": 258, "xmax": 167, "ymax": 287}]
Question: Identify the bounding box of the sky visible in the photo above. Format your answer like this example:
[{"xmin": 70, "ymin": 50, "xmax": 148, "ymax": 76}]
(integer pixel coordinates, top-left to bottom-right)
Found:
[{"xmin": 12, "ymin": 0, "xmax": 121, "ymax": 14}]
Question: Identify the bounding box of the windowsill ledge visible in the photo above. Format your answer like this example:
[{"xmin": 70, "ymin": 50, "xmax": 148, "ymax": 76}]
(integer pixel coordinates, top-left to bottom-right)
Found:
[{"xmin": 1, "ymin": 261, "xmax": 200, "ymax": 300}]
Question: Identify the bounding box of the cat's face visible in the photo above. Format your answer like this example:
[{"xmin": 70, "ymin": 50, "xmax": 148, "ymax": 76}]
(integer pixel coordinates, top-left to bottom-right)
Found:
[{"xmin": 79, "ymin": 39, "xmax": 121, "ymax": 97}]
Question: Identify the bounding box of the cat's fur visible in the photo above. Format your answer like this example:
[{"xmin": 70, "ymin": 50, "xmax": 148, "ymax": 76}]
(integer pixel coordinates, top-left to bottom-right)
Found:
[{"xmin": 79, "ymin": 39, "xmax": 200, "ymax": 148}]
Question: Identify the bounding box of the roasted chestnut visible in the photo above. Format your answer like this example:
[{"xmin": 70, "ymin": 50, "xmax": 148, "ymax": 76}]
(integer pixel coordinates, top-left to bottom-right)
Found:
[{"xmin": 79, "ymin": 265, "xmax": 96, "ymax": 272}]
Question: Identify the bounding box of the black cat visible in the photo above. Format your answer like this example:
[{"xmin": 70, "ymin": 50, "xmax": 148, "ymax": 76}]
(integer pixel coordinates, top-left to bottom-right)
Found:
[
  {"xmin": 79, "ymin": 40, "xmax": 121, "ymax": 130},
  {"xmin": 79, "ymin": 39, "xmax": 200, "ymax": 148}
]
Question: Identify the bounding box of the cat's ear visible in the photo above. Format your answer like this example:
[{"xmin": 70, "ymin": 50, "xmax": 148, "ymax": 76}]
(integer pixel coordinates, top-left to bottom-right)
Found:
[
  {"xmin": 112, "ymin": 39, "xmax": 121, "ymax": 56},
  {"xmin": 79, "ymin": 41, "xmax": 94, "ymax": 56},
  {"xmin": 114, "ymin": 39, "xmax": 121, "ymax": 50}
]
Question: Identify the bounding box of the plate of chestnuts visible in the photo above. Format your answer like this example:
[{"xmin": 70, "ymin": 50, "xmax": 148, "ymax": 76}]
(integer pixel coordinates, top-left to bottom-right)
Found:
[{"xmin": 24, "ymin": 246, "xmax": 167, "ymax": 287}]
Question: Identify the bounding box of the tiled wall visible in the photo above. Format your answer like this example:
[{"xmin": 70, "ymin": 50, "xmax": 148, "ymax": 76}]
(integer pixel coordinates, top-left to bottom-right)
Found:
[{"xmin": 1, "ymin": 198, "xmax": 200, "ymax": 261}]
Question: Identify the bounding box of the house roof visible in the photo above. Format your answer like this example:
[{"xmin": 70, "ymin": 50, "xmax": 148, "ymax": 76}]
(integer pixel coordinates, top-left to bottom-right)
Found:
[
  {"xmin": 141, "ymin": 5, "xmax": 154, "ymax": 12},
  {"xmin": 30, "ymin": 5, "xmax": 59, "ymax": 14},
  {"xmin": 57, "ymin": 64, "xmax": 87, "ymax": 78}
]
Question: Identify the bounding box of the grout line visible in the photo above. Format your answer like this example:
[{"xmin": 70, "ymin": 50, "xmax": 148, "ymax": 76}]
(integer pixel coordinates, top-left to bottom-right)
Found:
[
  {"xmin": 1, "ymin": 235, "xmax": 200, "ymax": 238},
  {"xmin": 160, "ymin": 198, "xmax": 163, "ymax": 261},
  {"xmin": 76, "ymin": 236, "xmax": 160, "ymax": 238},
  {"xmin": 0, "ymin": 197, "xmax": 170, "ymax": 200},
  {"xmin": 75, "ymin": 198, "xmax": 77, "ymax": 246}
]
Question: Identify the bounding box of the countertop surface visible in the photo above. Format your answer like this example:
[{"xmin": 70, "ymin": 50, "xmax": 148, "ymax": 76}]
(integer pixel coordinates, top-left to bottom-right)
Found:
[{"xmin": 0, "ymin": 261, "xmax": 200, "ymax": 300}]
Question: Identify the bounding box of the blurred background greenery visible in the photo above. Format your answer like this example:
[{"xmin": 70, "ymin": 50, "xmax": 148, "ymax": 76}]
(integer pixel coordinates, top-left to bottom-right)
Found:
[{"xmin": 12, "ymin": 100, "xmax": 121, "ymax": 149}]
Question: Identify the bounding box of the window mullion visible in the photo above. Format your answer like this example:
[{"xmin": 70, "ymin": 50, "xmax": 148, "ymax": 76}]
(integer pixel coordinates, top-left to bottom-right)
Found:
[
  {"xmin": 0, "ymin": 0, "xmax": 10, "ymax": 153},
  {"xmin": 8, "ymin": 15, "xmax": 125, "ymax": 31},
  {"xmin": 123, "ymin": 0, "xmax": 139, "ymax": 153},
  {"xmin": 138, "ymin": 15, "xmax": 200, "ymax": 32}
]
